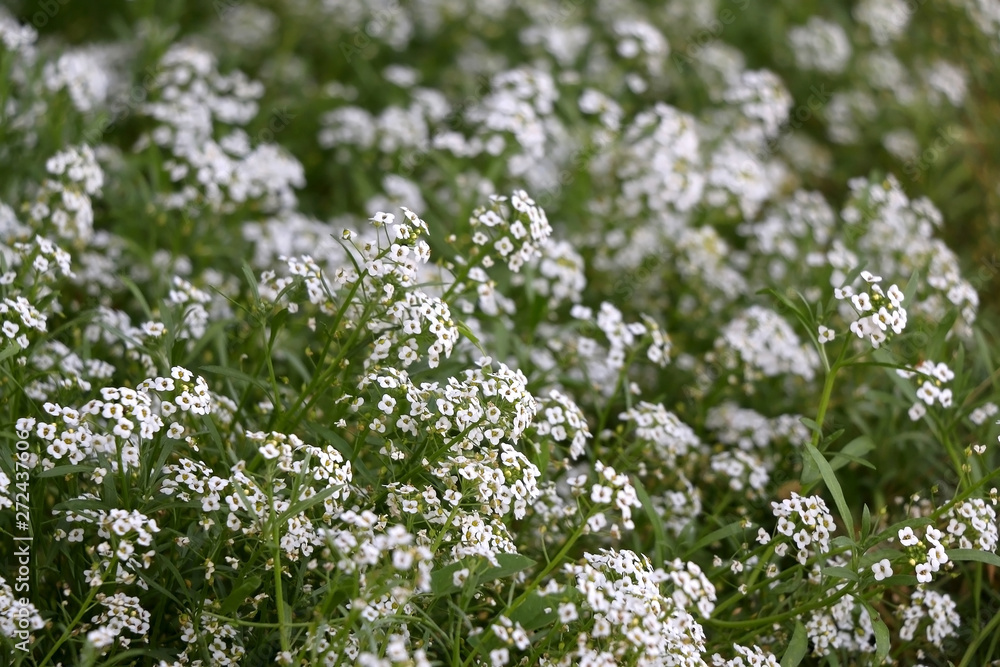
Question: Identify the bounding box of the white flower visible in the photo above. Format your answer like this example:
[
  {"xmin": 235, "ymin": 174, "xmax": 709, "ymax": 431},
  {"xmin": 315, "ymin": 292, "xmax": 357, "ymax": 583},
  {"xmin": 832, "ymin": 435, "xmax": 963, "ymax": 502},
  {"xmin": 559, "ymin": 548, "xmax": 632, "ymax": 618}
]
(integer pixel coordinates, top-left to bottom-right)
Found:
[
  {"xmin": 872, "ymin": 558, "xmax": 893, "ymax": 581},
  {"xmin": 886, "ymin": 284, "xmax": 904, "ymax": 307},
  {"xmin": 860, "ymin": 270, "xmax": 883, "ymax": 283},
  {"xmin": 558, "ymin": 602, "xmax": 578, "ymax": 623},
  {"xmin": 927, "ymin": 544, "xmax": 948, "ymax": 568},
  {"xmin": 890, "ymin": 310, "xmax": 907, "ymax": 334},
  {"xmin": 490, "ymin": 648, "xmax": 510, "ymax": 667},
  {"xmin": 933, "ymin": 362, "xmax": 955, "ymax": 382},
  {"xmin": 852, "ymin": 292, "xmax": 872, "ymax": 311},
  {"xmin": 377, "ymin": 395, "xmax": 397, "ymax": 414},
  {"xmin": 898, "ymin": 526, "xmax": 919, "ymax": 546},
  {"xmin": 817, "ymin": 325, "xmax": 835, "ymax": 343},
  {"xmin": 916, "ymin": 381, "xmax": 940, "ymax": 405},
  {"xmin": 871, "ymin": 307, "xmax": 892, "ymax": 331},
  {"xmin": 591, "ymin": 484, "xmax": 612, "ymax": 504},
  {"xmin": 939, "ymin": 389, "xmax": 953, "ymax": 408},
  {"xmin": 915, "ymin": 562, "xmax": 933, "ymax": 583}
]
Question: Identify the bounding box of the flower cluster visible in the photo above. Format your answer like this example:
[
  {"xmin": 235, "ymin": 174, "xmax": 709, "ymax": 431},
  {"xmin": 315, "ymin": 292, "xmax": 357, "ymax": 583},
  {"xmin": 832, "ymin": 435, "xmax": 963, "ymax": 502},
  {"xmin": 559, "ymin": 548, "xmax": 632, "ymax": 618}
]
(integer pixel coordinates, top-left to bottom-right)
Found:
[
  {"xmin": 569, "ymin": 303, "xmax": 673, "ymax": 393},
  {"xmin": 897, "ymin": 587, "xmax": 962, "ymax": 649},
  {"xmin": 620, "ymin": 401, "xmax": 703, "ymax": 466},
  {"xmin": 714, "ymin": 305, "xmax": 819, "ymax": 382},
  {"xmin": 969, "ymin": 401, "xmax": 998, "ymax": 425},
  {"xmin": 57, "ymin": 505, "xmax": 161, "ymax": 587},
  {"xmin": 528, "ymin": 389, "xmax": 592, "ymax": 461},
  {"xmin": 834, "ymin": 270, "xmax": 908, "ymax": 349},
  {"xmin": 568, "ymin": 460, "xmax": 643, "ymax": 533},
  {"xmin": 85, "ymin": 592, "xmax": 151, "ymax": 652},
  {"xmin": 942, "ymin": 497, "xmax": 998, "ymax": 552},
  {"xmin": 3, "ymin": 1, "xmax": 1000, "ymax": 664},
  {"xmin": 467, "ymin": 190, "xmax": 554, "ymax": 274},
  {"xmin": 788, "ymin": 18, "xmax": 852, "ymax": 74},
  {"xmin": 898, "ymin": 360, "xmax": 955, "ymax": 420},
  {"xmin": 805, "ymin": 592, "xmax": 878, "ymax": 656},
  {"xmin": 767, "ymin": 493, "xmax": 836, "ymax": 565},
  {"xmin": 25, "ymin": 144, "xmax": 103, "ymax": 245},
  {"xmin": 559, "ymin": 549, "xmax": 708, "ymax": 667},
  {"xmin": 0, "ymin": 295, "xmax": 45, "ymax": 353},
  {"xmin": 897, "ymin": 525, "xmax": 952, "ymax": 584},
  {"xmin": 706, "ymin": 404, "xmax": 811, "ymax": 452},
  {"xmin": 839, "ymin": 176, "xmax": 978, "ymax": 334},
  {"xmin": 139, "ymin": 44, "xmax": 303, "ymax": 214},
  {"xmin": 0, "ymin": 575, "xmax": 45, "ymax": 643},
  {"xmin": 27, "ymin": 366, "xmax": 212, "ymax": 473}
]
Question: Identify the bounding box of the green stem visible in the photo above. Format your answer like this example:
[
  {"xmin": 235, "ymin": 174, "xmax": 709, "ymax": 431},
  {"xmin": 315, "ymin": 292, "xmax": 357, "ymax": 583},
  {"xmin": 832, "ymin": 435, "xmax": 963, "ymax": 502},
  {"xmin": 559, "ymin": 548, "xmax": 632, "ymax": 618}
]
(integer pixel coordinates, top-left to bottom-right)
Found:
[
  {"xmin": 460, "ymin": 520, "xmax": 590, "ymax": 667},
  {"xmin": 706, "ymin": 584, "xmax": 853, "ymax": 630},
  {"xmin": 959, "ymin": 603, "xmax": 1000, "ymax": 667},
  {"xmin": 812, "ymin": 337, "xmax": 851, "ymax": 449},
  {"xmin": 596, "ymin": 347, "xmax": 640, "ymax": 437},
  {"xmin": 269, "ymin": 477, "xmax": 291, "ymax": 655},
  {"xmin": 278, "ymin": 296, "xmax": 375, "ymax": 434},
  {"xmin": 812, "ymin": 368, "xmax": 838, "ymax": 449},
  {"xmin": 278, "ymin": 274, "xmax": 366, "ymax": 430},
  {"xmin": 37, "ymin": 565, "xmax": 116, "ymax": 666},
  {"xmin": 929, "ymin": 411, "xmax": 969, "ymax": 491}
]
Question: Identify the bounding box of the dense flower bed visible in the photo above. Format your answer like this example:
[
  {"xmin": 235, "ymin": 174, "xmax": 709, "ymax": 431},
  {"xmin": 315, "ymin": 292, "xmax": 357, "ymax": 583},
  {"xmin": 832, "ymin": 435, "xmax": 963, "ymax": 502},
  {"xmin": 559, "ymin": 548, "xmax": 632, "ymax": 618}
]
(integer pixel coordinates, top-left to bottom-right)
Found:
[{"xmin": 1, "ymin": 1, "xmax": 1000, "ymax": 665}]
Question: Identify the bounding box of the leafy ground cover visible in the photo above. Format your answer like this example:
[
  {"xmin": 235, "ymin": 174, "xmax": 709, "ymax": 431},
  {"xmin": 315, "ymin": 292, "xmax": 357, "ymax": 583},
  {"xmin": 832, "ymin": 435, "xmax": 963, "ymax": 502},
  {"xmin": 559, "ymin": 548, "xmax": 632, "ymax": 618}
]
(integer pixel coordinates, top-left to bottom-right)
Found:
[{"xmin": 2, "ymin": 0, "xmax": 1000, "ymax": 665}]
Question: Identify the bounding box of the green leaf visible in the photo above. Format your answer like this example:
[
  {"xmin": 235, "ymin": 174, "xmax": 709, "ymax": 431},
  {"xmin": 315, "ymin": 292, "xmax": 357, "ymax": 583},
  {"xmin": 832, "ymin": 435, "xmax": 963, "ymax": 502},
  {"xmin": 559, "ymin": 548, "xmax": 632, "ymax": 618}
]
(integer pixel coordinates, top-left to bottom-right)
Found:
[
  {"xmin": 902, "ymin": 269, "xmax": 921, "ymax": 308},
  {"xmin": 799, "ymin": 417, "xmax": 822, "ymax": 435},
  {"xmin": 456, "ymin": 321, "xmax": 482, "ymax": 349},
  {"xmin": 820, "ymin": 566, "xmax": 859, "ymax": 582},
  {"xmin": 200, "ymin": 364, "xmax": 272, "ymax": 393},
  {"xmin": 828, "ymin": 452, "xmax": 876, "ymax": 471},
  {"xmin": 858, "ymin": 548, "xmax": 903, "ymax": 569},
  {"xmin": 686, "ymin": 521, "xmax": 744, "ymax": 556},
  {"xmin": 830, "ymin": 535, "xmax": 855, "ymax": 550},
  {"xmin": 758, "ymin": 287, "xmax": 804, "ymax": 321},
  {"xmin": 508, "ymin": 592, "xmax": 556, "ymax": 631},
  {"xmin": 804, "ymin": 443, "xmax": 854, "ymax": 539},
  {"xmin": 861, "ymin": 504, "xmax": 872, "ymax": 541},
  {"xmin": 947, "ymin": 549, "xmax": 1000, "ymax": 567},
  {"xmin": 220, "ymin": 575, "xmax": 263, "ymax": 615},
  {"xmin": 872, "ymin": 612, "xmax": 891, "ymax": 663},
  {"xmin": 479, "ymin": 553, "xmax": 536, "ymax": 581},
  {"xmin": 634, "ymin": 476, "xmax": 668, "ymax": 565},
  {"xmin": 0, "ymin": 342, "xmax": 24, "ymax": 364},
  {"xmin": 268, "ymin": 308, "xmax": 290, "ymax": 347},
  {"xmin": 780, "ymin": 621, "xmax": 808, "ymax": 667},
  {"xmin": 769, "ymin": 568, "xmax": 803, "ymax": 595},
  {"xmin": 279, "ymin": 484, "xmax": 342, "ymax": 521},
  {"xmin": 117, "ymin": 275, "xmax": 155, "ymax": 320},
  {"xmin": 801, "ymin": 449, "xmax": 821, "ymax": 485},
  {"xmin": 241, "ymin": 262, "xmax": 261, "ymax": 305},
  {"xmin": 430, "ymin": 553, "xmax": 536, "ymax": 596},
  {"xmin": 828, "ymin": 436, "xmax": 876, "ymax": 472},
  {"xmin": 819, "ymin": 428, "xmax": 845, "ymax": 448},
  {"xmin": 35, "ymin": 464, "xmax": 94, "ymax": 478},
  {"xmin": 929, "ymin": 308, "xmax": 959, "ymax": 352}
]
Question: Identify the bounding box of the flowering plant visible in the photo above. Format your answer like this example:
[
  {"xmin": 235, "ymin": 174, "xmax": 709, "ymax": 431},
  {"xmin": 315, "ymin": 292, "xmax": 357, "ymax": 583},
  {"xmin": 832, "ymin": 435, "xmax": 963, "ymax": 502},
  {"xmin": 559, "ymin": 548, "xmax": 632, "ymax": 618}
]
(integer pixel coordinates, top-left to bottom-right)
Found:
[{"xmin": 2, "ymin": 1, "xmax": 1000, "ymax": 666}]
